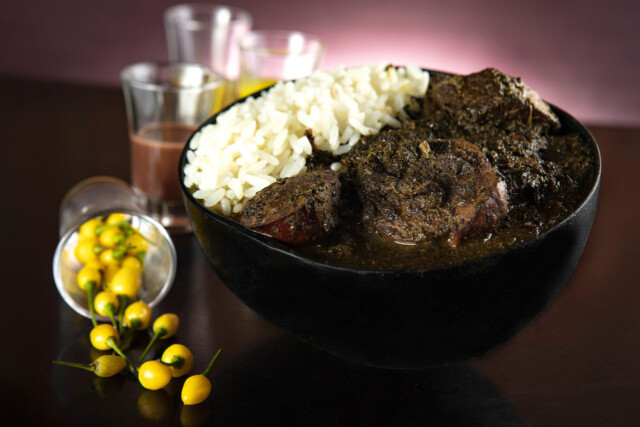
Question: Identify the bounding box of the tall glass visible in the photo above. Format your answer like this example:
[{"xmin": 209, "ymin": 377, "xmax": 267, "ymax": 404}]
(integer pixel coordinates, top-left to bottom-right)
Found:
[
  {"xmin": 164, "ymin": 4, "xmax": 252, "ymax": 106},
  {"xmin": 121, "ymin": 61, "xmax": 224, "ymax": 233},
  {"xmin": 238, "ymin": 30, "xmax": 324, "ymax": 98}
]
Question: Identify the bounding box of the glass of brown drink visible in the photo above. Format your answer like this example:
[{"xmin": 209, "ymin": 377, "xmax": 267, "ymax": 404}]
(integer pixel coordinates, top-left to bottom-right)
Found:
[{"xmin": 121, "ymin": 62, "xmax": 224, "ymax": 234}]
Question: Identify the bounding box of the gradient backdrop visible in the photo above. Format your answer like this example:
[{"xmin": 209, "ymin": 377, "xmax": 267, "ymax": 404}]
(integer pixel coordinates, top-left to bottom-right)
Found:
[{"xmin": 1, "ymin": 0, "xmax": 638, "ymax": 126}]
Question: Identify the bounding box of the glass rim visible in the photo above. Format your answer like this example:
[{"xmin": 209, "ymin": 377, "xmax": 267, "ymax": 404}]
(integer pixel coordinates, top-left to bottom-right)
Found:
[
  {"xmin": 120, "ymin": 61, "xmax": 225, "ymax": 93},
  {"xmin": 164, "ymin": 3, "xmax": 253, "ymax": 31},
  {"xmin": 239, "ymin": 30, "xmax": 325, "ymax": 56}
]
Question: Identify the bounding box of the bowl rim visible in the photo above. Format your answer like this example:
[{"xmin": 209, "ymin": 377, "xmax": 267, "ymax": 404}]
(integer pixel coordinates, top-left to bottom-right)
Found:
[
  {"xmin": 52, "ymin": 209, "xmax": 178, "ymax": 320},
  {"xmin": 179, "ymin": 67, "xmax": 602, "ymax": 275}
]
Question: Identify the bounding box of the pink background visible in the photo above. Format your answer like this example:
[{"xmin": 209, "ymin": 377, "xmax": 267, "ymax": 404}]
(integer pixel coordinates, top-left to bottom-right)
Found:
[{"xmin": 1, "ymin": 0, "xmax": 638, "ymax": 126}]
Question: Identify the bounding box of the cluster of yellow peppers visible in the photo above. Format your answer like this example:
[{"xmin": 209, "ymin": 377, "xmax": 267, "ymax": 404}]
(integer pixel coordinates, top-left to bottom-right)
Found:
[{"xmin": 55, "ymin": 213, "xmax": 221, "ymax": 409}]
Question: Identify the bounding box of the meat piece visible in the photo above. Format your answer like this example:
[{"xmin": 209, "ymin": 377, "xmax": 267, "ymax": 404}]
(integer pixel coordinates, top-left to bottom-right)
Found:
[
  {"xmin": 343, "ymin": 133, "xmax": 508, "ymax": 246},
  {"xmin": 428, "ymin": 68, "xmax": 560, "ymax": 132},
  {"xmin": 240, "ymin": 170, "xmax": 341, "ymax": 245},
  {"xmin": 421, "ymin": 68, "xmax": 563, "ymax": 209}
]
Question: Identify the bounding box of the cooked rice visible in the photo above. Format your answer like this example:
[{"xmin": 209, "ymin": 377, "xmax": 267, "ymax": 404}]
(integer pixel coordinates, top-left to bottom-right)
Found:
[{"xmin": 183, "ymin": 63, "xmax": 430, "ymax": 216}]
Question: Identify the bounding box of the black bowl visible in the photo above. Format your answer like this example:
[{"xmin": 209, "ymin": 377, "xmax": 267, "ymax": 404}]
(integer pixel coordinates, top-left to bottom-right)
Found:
[{"xmin": 179, "ymin": 73, "xmax": 601, "ymax": 369}]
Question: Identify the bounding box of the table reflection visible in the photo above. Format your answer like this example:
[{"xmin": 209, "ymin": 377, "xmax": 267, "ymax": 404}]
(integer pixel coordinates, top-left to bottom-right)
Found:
[
  {"xmin": 210, "ymin": 334, "xmax": 522, "ymax": 425},
  {"xmin": 52, "ymin": 312, "xmax": 521, "ymax": 426}
]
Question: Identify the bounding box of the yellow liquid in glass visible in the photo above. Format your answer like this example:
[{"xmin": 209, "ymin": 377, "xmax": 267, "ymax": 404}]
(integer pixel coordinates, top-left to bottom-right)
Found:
[
  {"xmin": 238, "ymin": 78, "xmax": 279, "ymax": 99},
  {"xmin": 212, "ymin": 83, "xmax": 226, "ymax": 114}
]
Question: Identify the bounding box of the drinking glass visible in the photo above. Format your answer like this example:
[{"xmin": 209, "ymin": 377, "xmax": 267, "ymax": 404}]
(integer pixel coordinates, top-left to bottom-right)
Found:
[
  {"xmin": 164, "ymin": 4, "xmax": 252, "ymax": 106},
  {"xmin": 121, "ymin": 61, "xmax": 224, "ymax": 234},
  {"xmin": 238, "ymin": 30, "xmax": 324, "ymax": 98},
  {"xmin": 54, "ymin": 176, "xmax": 177, "ymax": 320}
]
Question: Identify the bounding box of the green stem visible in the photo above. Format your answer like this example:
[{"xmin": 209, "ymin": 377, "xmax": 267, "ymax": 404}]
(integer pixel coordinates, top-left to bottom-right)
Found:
[
  {"xmin": 86, "ymin": 282, "xmax": 97, "ymax": 327},
  {"xmin": 129, "ymin": 318, "xmax": 142, "ymax": 331},
  {"xmin": 160, "ymin": 355, "xmax": 185, "ymax": 369},
  {"xmin": 118, "ymin": 220, "xmax": 153, "ymax": 244},
  {"xmin": 53, "ymin": 360, "xmax": 95, "ymax": 373},
  {"xmin": 138, "ymin": 327, "xmax": 166, "ymax": 363},
  {"xmin": 119, "ymin": 319, "xmax": 141, "ymax": 351},
  {"xmin": 112, "ymin": 245, "xmax": 130, "ymax": 260},
  {"xmin": 106, "ymin": 337, "xmax": 135, "ymax": 373},
  {"xmin": 202, "ymin": 348, "xmax": 223, "ymax": 378},
  {"xmin": 119, "ymin": 332, "xmax": 133, "ymax": 352},
  {"xmin": 105, "ymin": 304, "xmax": 117, "ymax": 330},
  {"xmin": 117, "ymin": 295, "xmax": 129, "ymax": 334},
  {"xmin": 94, "ymin": 224, "xmax": 116, "ymax": 235}
]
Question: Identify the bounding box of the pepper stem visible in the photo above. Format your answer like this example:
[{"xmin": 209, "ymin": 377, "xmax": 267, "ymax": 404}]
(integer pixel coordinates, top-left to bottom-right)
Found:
[
  {"xmin": 202, "ymin": 348, "xmax": 223, "ymax": 378},
  {"xmin": 105, "ymin": 304, "xmax": 118, "ymax": 330},
  {"xmin": 94, "ymin": 224, "xmax": 117, "ymax": 236},
  {"xmin": 106, "ymin": 336, "xmax": 135, "ymax": 373},
  {"xmin": 138, "ymin": 327, "xmax": 167, "ymax": 363},
  {"xmin": 119, "ymin": 318, "xmax": 141, "ymax": 351},
  {"xmin": 112, "ymin": 245, "xmax": 129, "ymax": 260},
  {"xmin": 117, "ymin": 220, "xmax": 153, "ymax": 245},
  {"xmin": 86, "ymin": 281, "xmax": 97, "ymax": 327},
  {"xmin": 53, "ymin": 360, "xmax": 95, "ymax": 373},
  {"xmin": 160, "ymin": 355, "xmax": 185, "ymax": 369},
  {"xmin": 117, "ymin": 295, "xmax": 129, "ymax": 334}
]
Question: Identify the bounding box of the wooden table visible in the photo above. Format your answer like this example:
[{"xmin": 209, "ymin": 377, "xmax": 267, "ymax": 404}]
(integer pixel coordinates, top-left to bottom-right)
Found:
[{"xmin": 1, "ymin": 77, "xmax": 639, "ymax": 425}]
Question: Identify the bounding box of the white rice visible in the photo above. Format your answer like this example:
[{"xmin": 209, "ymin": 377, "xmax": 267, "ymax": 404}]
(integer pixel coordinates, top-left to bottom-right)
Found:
[{"xmin": 184, "ymin": 63, "xmax": 430, "ymax": 216}]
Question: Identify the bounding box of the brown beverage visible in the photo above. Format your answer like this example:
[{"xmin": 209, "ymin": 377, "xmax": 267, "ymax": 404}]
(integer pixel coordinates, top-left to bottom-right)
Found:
[{"xmin": 130, "ymin": 122, "xmax": 196, "ymax": 202}]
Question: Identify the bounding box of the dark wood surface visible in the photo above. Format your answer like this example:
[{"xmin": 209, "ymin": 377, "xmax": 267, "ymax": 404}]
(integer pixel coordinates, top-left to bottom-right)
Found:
[{"xmin": 1, "ymin": 77, "xmax": 639, "ymax": 425}]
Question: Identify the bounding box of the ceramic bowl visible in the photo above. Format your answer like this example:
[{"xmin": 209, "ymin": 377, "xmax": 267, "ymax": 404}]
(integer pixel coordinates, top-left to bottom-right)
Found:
[{"xmin": 180, "ymin": 73, "xmax": 601, "ymax": 368}]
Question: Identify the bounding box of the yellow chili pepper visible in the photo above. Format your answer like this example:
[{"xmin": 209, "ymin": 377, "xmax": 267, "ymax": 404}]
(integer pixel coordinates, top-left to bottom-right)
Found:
[
  {"xmin": 105, "ymin": 213, "xmax": 129, "ymax": 225},
  {"xmin": 125, "ymin": 234, "xmax": 149, "ymax": 256},
  {"xmin": 110, "ymin": 267, "xmax": 141, "ymax": 300},
  {"xmin": 161, "ymin": 343, "xmax": 193, "ymax": 378},
  {"xmin": 121, "ymin": 255, "xmax": 143, "ymax": 273},
  {"xmin": 94, "ymin": 290, "xmax": 119, "ymax": 329},
  {"xmin": 99, "ymin": 248, "xmax": 123, "ymax": 265},
  {"xmin": 109, "ymin": 266, "xmax": 142, "ymax": 334},
  {"xmin": 78, "ymin": 218, "xmax": 104, "ymax": 240},
  {"xmin": 54, "ymin": 355, "xmax": 127, "ymax": 377},
  {"xmin": 181, "ymin": 348, "xmax": 222, "ymax": 405},
  {"xmin": 74, "ymin": 238, "xmax": 100, "ymax": 263},
  {"xmin": 98, "ymin": 226, "xmax": 126, "ymax": 249},
  {"xmin": 89, "ymin": 324, "xmax": 135, "ymax": 372},
  {"xmin": 89, "ymin": 324, "xmax": 120, "ymax": 351},
  {"xmin": 83, "ymin": 259, "xmax": 106, "ymax": 273},
  {"xmin": 139, "ymin": 360, "xmax": 173, "ymax": 390},
  {"xmin": 124, "ymin": 300, "xmax": 152, "ymax": 331}
]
